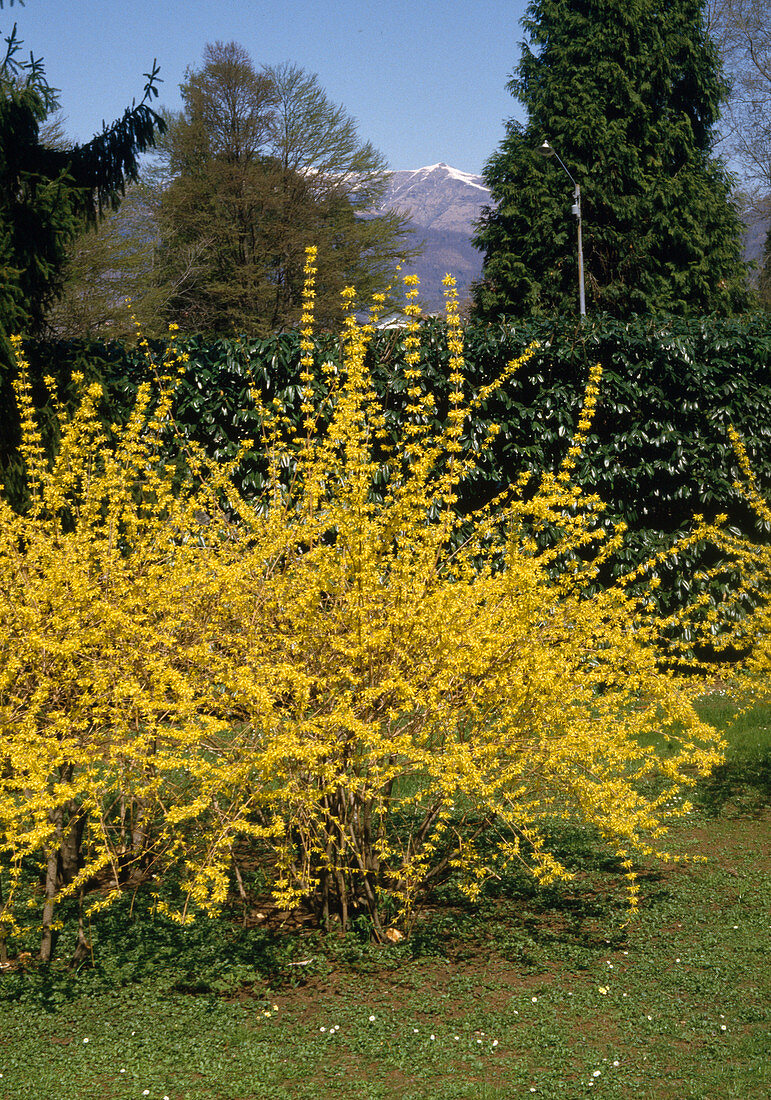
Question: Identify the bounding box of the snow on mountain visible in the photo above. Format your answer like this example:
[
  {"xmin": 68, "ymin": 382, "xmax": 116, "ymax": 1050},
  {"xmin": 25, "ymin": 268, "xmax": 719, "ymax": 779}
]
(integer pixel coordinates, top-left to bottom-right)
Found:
[
  {"xmin": 383, "ymin": 162, "xmax": 490, "ymax": 235},
  {"xmin": 376, "ymin": 162, "xmax": 492, "ymax": 312}
]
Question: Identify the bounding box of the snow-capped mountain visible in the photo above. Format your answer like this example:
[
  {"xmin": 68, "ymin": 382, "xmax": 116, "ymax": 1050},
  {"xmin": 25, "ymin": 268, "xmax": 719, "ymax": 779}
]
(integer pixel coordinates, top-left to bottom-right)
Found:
[{"xmin": 377, "ymin": 163, "xmax": 491, "ymax": 313}]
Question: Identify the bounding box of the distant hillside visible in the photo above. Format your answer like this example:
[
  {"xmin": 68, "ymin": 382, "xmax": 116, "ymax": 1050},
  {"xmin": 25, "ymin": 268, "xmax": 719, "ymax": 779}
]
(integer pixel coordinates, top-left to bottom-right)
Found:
[
  {"xmin": 742, "ymin": 200, "xmax": 770, "ymax": 281},
  {"xmin": 377, "ymin": 163, "xmax": 490, "ymax": 313}
]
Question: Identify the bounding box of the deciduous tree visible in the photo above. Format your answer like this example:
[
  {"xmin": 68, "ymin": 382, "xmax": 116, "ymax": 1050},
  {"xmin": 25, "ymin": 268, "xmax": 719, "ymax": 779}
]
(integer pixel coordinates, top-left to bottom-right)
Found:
[
  {"xmin": 707, "ymin": 0, "xmax": 770, "ymax": 196},
  {"xmin": 707, "ymin": 0, "xmax": 771, "ymax": 302},
  {"xmin": 153, "ymin": 43, "xmax": 414, "ymax": 335},
  {"xmin": 44, "ymin": 176, "xmax": 170, "ymax": 339}
]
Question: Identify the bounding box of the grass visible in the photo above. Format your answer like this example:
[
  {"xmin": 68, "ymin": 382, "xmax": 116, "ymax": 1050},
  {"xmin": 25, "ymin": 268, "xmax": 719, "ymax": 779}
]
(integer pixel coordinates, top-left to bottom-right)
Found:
[{"xmin": 0, "ymin": 689, "xmax": 769, "ymax": 1099}]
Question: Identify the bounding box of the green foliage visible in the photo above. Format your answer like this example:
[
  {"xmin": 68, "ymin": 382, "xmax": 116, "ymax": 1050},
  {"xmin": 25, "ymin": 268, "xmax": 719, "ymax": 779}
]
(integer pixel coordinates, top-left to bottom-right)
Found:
[{"xmin": 473, "ymin": 0, "xmax": 750, "ymax": 318}]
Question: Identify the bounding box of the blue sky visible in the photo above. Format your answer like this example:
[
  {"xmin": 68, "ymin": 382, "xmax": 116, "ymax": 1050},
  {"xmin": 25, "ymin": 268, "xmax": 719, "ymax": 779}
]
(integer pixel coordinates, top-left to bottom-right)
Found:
[{"xmin": 4, "ymin": 0, "xmax": 529, "ymax": 175}]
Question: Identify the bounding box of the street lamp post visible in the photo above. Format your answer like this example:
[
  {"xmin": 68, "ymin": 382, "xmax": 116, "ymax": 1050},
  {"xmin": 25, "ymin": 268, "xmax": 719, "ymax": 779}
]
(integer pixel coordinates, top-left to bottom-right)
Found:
[{"xmin": 538, "ymin": 140, "xmax": 586, "ymax": 317}]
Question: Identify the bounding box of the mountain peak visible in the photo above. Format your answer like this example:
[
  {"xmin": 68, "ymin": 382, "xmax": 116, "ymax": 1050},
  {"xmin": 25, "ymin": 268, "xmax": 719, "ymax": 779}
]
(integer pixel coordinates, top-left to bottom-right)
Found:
[
  {"xmin": 376, "ymin": 164, "xmax": 492, "ymax": 311},
  {"xmin": 382, "ymin": 165, "xmax": 490, "ymax": 232},
  {"xmin": 399, "ymin": 163, "xmax": 488, "ymax": 191}
]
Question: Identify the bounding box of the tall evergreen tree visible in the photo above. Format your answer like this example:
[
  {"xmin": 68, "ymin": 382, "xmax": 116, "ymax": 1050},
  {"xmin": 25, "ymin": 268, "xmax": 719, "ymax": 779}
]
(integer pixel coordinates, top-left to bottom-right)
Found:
[
  {"xmin": 473, "ymin": 0, "xmax": 750, "ymax": 318},
  {"xmin": 0, "ymin": 16, "xmax": 165, "ymax": 343}
]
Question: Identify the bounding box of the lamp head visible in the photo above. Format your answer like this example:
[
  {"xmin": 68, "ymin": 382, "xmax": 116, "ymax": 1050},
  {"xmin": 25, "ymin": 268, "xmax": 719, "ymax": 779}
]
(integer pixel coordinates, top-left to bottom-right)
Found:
[{"xmin": 538, "ymin": 140, "xmax": 554, "ymax": 158}]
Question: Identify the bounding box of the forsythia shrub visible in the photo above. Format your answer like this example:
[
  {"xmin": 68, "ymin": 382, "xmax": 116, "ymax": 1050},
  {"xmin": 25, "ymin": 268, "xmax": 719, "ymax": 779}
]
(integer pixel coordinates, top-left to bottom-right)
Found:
[
  {"xmin": 677, "ymin": 427, "xmax": 771, "ymax": 697},
  {"xmin": 0, "ymin": 251, "xmax": 723, "ymax": 957}
]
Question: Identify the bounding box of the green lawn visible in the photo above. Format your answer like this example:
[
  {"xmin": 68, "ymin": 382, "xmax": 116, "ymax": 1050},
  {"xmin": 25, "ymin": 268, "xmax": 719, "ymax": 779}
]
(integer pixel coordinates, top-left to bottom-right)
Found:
[{"xmin": 1, "ymin": 691, "xmax": 769, "ymax": 1099}]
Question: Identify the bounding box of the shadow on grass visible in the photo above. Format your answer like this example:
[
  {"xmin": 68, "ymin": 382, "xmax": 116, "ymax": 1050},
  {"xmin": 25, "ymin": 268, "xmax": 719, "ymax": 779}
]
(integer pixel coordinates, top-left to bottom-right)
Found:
[
  {"xmin": 0, "ymin": 895, "xmax": 332, "ymax": 1011},
  {"xmin": 0, "ymin": 818, "xmax": 637, "ymax": 1009},
  {"xmin": 406, "ymin": 819, "xmax": 636, "ymax": 969},
  {"xmin": 695, "ymin": 694, "xmax": 771, "ymax": 817},
  {"xmin": 696, "ymin": 751, "xmax": 771, "ymax": 817}
]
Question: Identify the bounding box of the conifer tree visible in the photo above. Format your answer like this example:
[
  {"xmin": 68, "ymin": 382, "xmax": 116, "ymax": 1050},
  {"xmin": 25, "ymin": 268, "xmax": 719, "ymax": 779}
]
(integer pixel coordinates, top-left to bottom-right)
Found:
[
  {"xmin": 0, "ymin": 16, "xmax": 165, "ymax": 344},
  {"xmin": 473, "ymin": 0, "xmax": 750, "ymax": 318}
]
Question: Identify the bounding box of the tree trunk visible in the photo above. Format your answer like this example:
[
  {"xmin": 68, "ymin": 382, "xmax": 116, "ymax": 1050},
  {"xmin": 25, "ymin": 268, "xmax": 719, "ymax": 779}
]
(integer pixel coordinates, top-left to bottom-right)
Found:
[
  {"xmin": 39, "ymin": 805, "xmax": 62, "ymax": 963},
  {"xmin": 70, "ymin": 889, "xmax": 92, "ymax": 967}
]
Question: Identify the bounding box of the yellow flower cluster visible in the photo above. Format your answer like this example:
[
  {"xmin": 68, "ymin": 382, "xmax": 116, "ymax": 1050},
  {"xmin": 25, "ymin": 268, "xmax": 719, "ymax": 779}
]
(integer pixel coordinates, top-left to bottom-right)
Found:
[
  {"xmin": 671, "ymin": 426, "xmax": 771, "ymax": 699},
  {"xmin": 299, "ymin": 245, "xmax": 318, "ymax": 433},
  {"xmin": 557, "ymin": 360, "xmax": 603, "ymax": 483}
]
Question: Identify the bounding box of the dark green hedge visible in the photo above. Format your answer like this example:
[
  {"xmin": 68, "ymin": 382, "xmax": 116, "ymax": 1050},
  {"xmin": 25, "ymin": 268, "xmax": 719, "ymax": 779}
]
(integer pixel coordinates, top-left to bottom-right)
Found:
[{"xmin": 3, "ymin": 314, "xmax": 770, "ymax": 606}]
